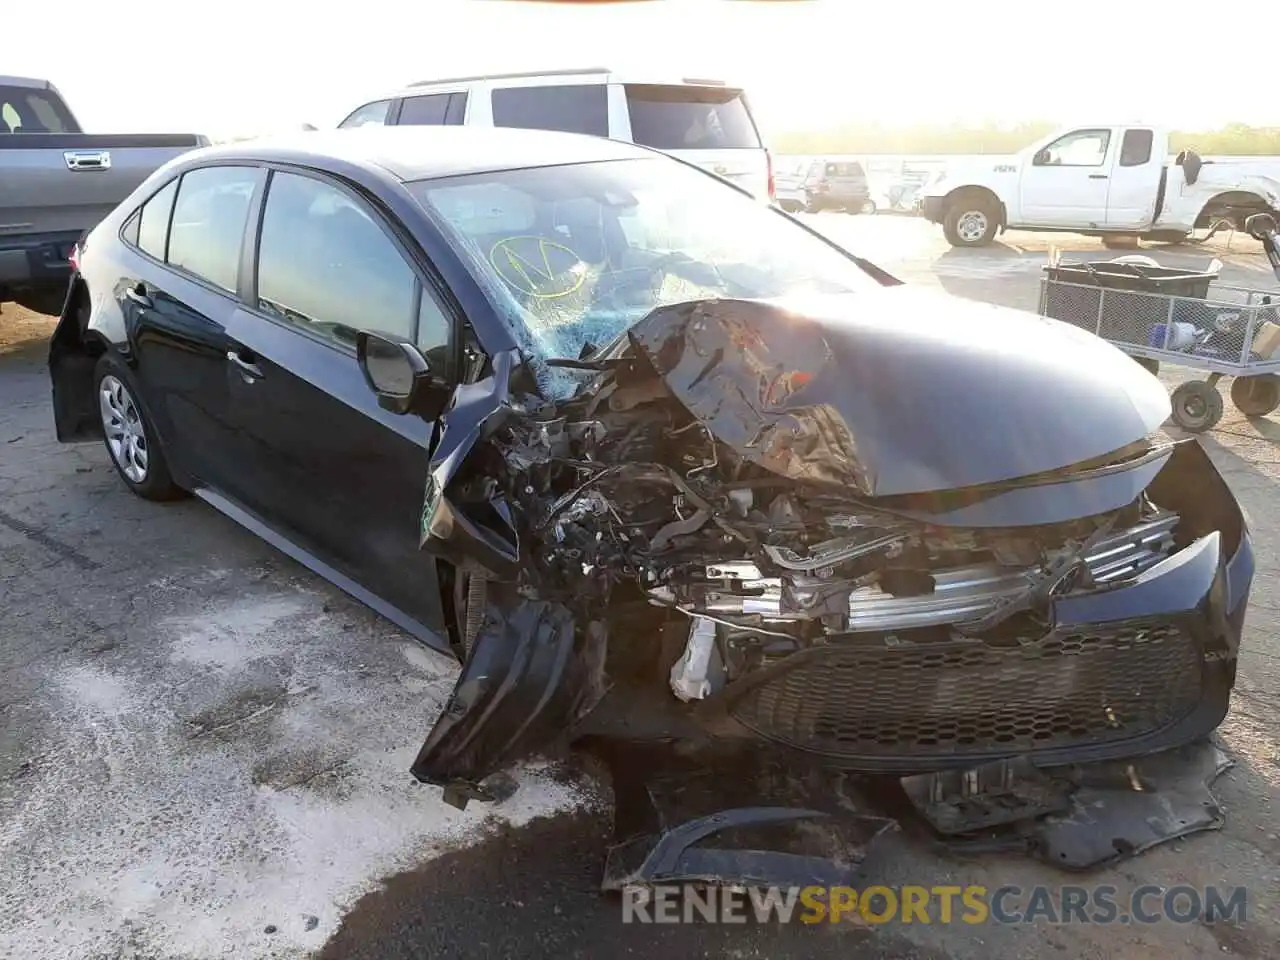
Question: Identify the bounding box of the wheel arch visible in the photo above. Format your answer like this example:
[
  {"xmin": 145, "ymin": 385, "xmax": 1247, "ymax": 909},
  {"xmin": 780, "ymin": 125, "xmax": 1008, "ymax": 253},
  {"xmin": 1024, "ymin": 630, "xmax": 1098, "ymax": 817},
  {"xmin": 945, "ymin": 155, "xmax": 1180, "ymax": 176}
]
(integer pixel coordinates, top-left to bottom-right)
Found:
[
  {"xmin": 943, "ymin": 185, "xmax": 1008, "ymax": 229},
  {"xmin": 1194, "ymin": 190, "xmax": 1270, "ymax": 230},
  {"xmin": 49, "ymin": 278, "xmax": 113, "ymax": 442}
]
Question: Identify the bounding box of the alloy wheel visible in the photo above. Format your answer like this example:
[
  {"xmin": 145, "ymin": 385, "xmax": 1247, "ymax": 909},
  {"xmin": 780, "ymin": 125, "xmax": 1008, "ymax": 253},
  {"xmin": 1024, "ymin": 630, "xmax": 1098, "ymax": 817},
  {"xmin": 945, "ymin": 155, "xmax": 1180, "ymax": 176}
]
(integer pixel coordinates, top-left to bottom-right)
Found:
[
  {"xmin": 956, "ymin": 211, "xmax": 988, "ymax": 243},
  {"xmin": 99, "ymin": 374, "xmax": 149, "ymax": 483}
]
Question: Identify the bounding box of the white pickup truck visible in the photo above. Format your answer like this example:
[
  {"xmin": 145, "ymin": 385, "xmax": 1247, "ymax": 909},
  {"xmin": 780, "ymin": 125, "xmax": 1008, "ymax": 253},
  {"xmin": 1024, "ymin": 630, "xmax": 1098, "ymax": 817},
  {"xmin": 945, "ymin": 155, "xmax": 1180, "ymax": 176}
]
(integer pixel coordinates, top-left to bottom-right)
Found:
[{"xmin": 919, "ymin": 123, "xmax": 1280, "ymax": 247}]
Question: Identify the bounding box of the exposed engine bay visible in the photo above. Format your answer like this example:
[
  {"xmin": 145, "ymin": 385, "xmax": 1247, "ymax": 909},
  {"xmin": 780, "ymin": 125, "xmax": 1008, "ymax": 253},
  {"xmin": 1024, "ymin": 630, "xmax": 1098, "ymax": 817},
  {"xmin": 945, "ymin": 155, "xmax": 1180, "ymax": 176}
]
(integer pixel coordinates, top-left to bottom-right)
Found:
[{"xmin": 453, "ymin": 343, "xmax": 1179, "ymax": 705}]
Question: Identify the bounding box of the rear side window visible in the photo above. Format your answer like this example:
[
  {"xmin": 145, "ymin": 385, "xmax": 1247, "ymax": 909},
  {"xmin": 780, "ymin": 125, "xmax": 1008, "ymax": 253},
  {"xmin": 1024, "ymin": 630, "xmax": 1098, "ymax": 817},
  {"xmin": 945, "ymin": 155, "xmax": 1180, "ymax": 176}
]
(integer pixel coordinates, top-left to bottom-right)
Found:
[
  {"xmin": 491, "ymin": 84, "xmax": 608, "ymax": 137},
  {"xmin": 1120, "ymin": 129, "xmax": 1154, "ymax": 167},
  {"xmin": 624, "ymin": 85, "xmax": 760, "ymax": 150},
  {"xmin": 398, "ymin": 92, "xmax": 468, "ymax": 126},
  {"xmin": 0, "ymin": 83, "xmax": 77, "ymax": 133},
  {"xmin": 137, "ymin": 179, "xmax": 178, "ymax": 259},
  {"xmin": 166, "ymin": 166, "xmax": 259, "ymax": 292},
  {"xmin": 398, "ymin": 94, "xmax": 449, "ymax": 125},
  {"xmin": 339, "ymin": 100, "xmax": 392, "ymax": 129},
  {"xmin": 256, "ymin": 171, "xmax": 418, "ymax": 346}
]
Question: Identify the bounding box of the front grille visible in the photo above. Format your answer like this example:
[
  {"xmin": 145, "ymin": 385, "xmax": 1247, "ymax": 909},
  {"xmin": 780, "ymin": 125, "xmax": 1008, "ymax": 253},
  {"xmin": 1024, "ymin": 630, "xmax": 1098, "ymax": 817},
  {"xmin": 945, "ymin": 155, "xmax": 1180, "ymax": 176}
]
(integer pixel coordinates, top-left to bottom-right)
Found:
[{"xmin": 730, "ymin": 622, "xmax": 1203, "ymax": 761}]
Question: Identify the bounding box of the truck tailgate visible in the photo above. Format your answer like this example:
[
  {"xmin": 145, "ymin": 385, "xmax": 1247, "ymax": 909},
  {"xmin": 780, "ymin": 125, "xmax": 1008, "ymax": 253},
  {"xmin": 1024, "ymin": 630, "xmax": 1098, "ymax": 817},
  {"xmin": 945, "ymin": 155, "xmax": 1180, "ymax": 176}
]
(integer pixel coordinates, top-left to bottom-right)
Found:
[{"xmin": 0, "ymin": 133, "xmax": 205, "ymax": 235}]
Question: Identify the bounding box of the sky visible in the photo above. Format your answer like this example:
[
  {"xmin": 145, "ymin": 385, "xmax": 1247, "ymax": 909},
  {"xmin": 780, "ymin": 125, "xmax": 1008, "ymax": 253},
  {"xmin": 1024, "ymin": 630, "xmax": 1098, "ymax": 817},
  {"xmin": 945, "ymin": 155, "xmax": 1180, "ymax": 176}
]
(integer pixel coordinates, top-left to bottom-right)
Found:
[{"xmin": 8, "ymin": 0, "xmax": 1276, "ymax": 141}]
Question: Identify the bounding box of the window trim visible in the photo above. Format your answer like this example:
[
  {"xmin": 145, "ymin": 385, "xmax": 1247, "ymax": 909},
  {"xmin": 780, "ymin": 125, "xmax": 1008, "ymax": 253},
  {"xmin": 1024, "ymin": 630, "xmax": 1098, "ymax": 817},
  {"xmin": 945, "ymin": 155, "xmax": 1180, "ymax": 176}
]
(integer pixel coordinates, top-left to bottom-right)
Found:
[
  {"xmin": 395, "ymin": 92, "xmax": 454, "ymax": 126},
  {"xmin": 118, "ymin": 163, "xmax": 267, "ymax": 301},
  {"xmin": 489, "ymin": 83, "xmax": 609, "ymax": 137},
  {"xmin": 1119, "ymin": 128, "xmax": 1155, "ymax": 168},
  {"xmin": 338, "ymin": 98, "xmax": 394, "ymax": 129},
  {"xmin": 247, "ymin": 163, "xmax": 464, "ymax": 378},
  {"xmin": 1034, "ymin": 128, "xmax": 1113, "ymax": 168},
  {"xmin": 164, "ymin": 164, "xmax": 268, "ymax": 296}
]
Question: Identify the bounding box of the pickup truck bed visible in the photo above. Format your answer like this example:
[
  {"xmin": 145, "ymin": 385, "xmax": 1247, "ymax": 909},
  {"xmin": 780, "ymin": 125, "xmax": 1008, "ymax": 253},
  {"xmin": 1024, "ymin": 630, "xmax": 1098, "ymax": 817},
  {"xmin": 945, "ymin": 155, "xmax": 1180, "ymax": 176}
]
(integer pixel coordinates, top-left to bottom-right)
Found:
[{"xmin": 1, "ymin": 77, "xmax": 206, "ymax": 314}]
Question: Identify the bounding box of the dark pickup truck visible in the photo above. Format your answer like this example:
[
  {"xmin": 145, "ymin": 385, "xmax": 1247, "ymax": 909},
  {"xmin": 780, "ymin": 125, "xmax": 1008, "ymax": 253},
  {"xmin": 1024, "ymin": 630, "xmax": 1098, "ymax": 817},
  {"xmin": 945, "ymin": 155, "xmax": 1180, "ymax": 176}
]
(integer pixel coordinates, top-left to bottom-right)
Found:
[{"xmin": 1, "ymin": 75, "xmax": 208, "ymax": 315}]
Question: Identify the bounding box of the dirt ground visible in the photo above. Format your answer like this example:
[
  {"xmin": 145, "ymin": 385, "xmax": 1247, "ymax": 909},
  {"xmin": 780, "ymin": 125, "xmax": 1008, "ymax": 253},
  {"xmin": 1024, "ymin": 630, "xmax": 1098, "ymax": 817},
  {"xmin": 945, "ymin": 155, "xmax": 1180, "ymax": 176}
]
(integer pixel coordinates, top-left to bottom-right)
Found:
[{"xmin": 1, "ymin": 219, "xmax": 1278, "ymax": 959}]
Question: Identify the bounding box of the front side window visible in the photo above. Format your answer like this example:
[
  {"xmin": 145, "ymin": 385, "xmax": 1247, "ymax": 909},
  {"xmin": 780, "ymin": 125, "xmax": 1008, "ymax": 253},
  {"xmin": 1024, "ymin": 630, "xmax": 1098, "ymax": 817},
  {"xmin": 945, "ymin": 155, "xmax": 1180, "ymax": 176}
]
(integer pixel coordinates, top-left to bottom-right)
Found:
[
  {"xmin": 166, "ymin": 166, "xmax": 259, "ymax": 292},
  {"xmin": 410, "ymin": 157, "xmax": 877, "ymax": 396},
  {"xmin": 255, "ymin": 171, "xmax": 418, "ymax": 346},
  {"xmin": 339, "ymin": 99, "xmax": 392, "ymax": 129},
  {"xmin": 1038, "ymin": 129, "xmax": 1112, "ymax": 167},
  {"xmin": 490, "ymin": 84, "xmax": 608, "ymax": 137},
  {"xmin": 624, "ymin": 85, "xmax": 760, "ymax": 151}
]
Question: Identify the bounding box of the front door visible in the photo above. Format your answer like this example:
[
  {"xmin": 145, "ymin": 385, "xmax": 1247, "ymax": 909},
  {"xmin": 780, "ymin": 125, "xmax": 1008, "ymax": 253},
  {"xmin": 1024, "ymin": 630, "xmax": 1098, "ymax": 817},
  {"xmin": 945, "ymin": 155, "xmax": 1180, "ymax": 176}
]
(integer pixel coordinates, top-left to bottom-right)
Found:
[
  {"xmin": 1017, "ymin": 128, "xmax": 1115, "ymax": 227},
  {"xmin": 222, "ymin": 168, "xmax": 454, "ymax": 646}
]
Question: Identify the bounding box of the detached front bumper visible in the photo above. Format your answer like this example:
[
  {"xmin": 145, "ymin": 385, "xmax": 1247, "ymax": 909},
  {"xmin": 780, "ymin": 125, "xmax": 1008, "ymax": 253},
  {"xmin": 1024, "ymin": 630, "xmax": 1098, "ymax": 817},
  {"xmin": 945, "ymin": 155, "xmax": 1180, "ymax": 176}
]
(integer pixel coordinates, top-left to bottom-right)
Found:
[{"xmin": 712, "ymin": 441, "xmax": 1253, "ymax": 773}]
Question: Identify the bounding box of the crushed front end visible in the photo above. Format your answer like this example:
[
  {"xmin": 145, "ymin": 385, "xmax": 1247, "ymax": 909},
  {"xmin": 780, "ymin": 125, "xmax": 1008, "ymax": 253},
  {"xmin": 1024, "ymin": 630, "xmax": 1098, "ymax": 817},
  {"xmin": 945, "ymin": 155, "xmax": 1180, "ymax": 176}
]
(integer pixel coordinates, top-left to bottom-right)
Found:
[{"xmin": 410, "ymin": 295, "xmax": 1252, "ymax": 828}]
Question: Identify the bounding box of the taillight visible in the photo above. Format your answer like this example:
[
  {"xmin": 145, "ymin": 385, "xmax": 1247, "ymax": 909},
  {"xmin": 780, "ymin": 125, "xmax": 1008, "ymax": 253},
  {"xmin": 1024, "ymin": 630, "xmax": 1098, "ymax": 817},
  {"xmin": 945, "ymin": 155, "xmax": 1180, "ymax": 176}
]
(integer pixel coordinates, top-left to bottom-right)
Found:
[
  {"xmin": 766, "ymin": 150, "xmax": 776, "ymax": 201},
  {"xmin": 69, "ymin": 244, "xmax": 81, "ymax": 272}
]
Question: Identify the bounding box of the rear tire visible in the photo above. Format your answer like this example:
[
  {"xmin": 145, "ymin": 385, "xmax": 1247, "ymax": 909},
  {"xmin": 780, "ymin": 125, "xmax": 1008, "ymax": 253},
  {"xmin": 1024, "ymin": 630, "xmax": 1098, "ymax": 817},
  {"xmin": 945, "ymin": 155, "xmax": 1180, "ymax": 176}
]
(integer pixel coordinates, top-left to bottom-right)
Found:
[
  {"xmin": 1169, "ymin": 380, "xmax": 1225, "ymax": 433},
  {"xmin": 1230, "ymin": 374, "xmax": 1280, "ymax": 417},
  {"xmin": 93, "ymin": 352, "xmax": 186, "ymax": 501},
  {"xmin": 942, "ymin": 194, "xmax": 999, "ymax": 247}
]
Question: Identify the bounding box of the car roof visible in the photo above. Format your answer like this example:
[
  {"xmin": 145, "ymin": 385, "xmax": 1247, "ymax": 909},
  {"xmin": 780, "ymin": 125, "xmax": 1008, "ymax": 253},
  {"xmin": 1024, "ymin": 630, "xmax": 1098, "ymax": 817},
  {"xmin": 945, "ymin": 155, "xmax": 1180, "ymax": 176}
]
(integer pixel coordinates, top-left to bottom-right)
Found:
[
  {"xmin": 0, "ymin": 75, "xmax": 59, "ymax": 90},
  {"xmin": 185, "ymin": 126, "xmax": 657, "ymax": 183},
  {"xmin": 385, "ymin": 66, "xmax": 741, "ymax": 98}
]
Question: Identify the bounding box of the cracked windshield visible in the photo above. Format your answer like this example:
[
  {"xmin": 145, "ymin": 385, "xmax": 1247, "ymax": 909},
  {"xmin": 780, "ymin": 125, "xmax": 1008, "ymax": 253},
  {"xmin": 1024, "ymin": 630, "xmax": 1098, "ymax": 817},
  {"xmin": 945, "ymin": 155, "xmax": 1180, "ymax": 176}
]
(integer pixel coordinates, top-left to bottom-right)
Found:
[{"xmin": 411, "ymin": 157, "xmax": 876, "ymax": 392}]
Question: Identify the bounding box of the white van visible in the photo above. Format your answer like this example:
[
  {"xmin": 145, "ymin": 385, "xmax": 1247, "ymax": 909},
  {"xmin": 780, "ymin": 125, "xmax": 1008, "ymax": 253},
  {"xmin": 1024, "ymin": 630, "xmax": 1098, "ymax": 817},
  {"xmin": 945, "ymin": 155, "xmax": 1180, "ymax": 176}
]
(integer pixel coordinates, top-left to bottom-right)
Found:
[{"xmin": 337, "ymin": 67, "xmax": 775, "ymax": 201}]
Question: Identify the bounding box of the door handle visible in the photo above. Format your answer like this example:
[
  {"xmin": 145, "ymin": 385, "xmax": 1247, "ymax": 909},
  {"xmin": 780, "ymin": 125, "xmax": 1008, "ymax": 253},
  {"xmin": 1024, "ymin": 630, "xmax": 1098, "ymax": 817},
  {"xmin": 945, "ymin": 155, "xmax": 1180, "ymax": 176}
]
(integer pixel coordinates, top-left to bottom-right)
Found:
[
  {"xmin": 226, "ymin": 349, "xmax": 263, "ymax": 380},
  {"xmin": 1088, "ymin": 174, "xmax": 1109, "ymax": 180},
  {"xmin": 124, "ymin": 284, "xmax": 153, "ymax": 309}
]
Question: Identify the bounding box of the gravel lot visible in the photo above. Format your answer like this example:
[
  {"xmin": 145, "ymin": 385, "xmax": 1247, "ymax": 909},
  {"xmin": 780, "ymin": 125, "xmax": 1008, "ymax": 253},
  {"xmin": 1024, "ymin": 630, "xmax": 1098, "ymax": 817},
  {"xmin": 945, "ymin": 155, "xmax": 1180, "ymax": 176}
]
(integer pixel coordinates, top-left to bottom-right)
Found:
[{"xmin": 1, "ymin": 217, "xmax": 1277, "ymax": 959}]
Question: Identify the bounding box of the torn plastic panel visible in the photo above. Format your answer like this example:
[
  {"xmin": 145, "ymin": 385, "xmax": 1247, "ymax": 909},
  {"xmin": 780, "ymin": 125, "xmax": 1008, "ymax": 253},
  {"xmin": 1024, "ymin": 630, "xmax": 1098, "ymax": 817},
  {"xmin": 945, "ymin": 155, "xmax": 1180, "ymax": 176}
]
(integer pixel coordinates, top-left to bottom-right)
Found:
[
  {"xmin": 598, "ymin": 744, "xmax": 897, "ymax": 891},
  {"xmin": 412, "ymin": 589, "xmax": 608, "ymax": 810},
  {"xmin": 916, "ymin": 739, "xmax": 1233, "ymax": 871}
]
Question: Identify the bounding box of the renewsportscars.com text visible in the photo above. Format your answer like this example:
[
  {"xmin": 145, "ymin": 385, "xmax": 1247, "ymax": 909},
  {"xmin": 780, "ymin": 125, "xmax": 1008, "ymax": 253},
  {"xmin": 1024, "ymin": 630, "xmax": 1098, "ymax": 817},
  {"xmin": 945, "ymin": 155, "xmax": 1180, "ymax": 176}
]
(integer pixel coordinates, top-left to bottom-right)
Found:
[{"xmin": 621, "ymin": 884, "xmax": 1248, "ymax": 926}]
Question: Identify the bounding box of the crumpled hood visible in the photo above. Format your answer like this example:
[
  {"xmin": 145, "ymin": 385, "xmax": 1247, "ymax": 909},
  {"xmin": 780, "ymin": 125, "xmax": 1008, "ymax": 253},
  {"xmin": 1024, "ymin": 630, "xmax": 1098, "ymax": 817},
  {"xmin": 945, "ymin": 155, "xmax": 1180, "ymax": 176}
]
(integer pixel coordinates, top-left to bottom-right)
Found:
[{"xmin": 626, "ymin": 287, "xmax": 1171, "ymax": 497}]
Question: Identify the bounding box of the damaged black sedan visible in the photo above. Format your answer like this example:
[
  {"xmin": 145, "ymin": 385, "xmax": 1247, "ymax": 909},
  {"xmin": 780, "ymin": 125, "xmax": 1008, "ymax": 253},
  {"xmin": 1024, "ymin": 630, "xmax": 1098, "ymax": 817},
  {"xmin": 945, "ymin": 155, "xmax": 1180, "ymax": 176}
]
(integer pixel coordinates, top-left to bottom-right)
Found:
[{"xmin": 51, "ymin": 128, "xmax": 1253, "ymax": 832}]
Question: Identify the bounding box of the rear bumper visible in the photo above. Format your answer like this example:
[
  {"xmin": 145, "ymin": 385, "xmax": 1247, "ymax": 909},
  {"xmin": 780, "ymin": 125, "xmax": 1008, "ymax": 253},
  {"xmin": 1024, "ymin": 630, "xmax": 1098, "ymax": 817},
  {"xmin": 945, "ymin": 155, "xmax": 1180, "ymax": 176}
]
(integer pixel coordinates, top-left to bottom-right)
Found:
[
  {"xmin": 921, "ymin": 195, "xmax": 946, "ymax": 223},
  {"xmin": 0, "ymin": 230, "xmax": 79, "ymax": 294}
]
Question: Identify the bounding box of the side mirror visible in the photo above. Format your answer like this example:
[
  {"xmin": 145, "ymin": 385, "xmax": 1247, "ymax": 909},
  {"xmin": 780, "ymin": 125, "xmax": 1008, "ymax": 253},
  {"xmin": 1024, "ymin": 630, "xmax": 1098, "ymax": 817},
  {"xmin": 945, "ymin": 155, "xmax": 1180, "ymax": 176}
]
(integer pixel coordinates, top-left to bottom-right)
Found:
[
  {"xmin": 356, "ymin": 330, "xmax": 448, "ymax": 416},
  {"xmin": 1032, "ymin": 149, "xmax": 1050, "ymax": 166}
]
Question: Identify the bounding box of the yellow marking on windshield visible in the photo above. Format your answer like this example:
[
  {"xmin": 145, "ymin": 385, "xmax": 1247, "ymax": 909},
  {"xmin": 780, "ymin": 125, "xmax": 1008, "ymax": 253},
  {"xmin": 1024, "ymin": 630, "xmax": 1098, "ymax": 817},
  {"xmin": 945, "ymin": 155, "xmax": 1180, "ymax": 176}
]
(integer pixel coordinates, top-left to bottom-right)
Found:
[{"xmin": 489, "ymin": 236, "xmax": 585, "ymax": 299}]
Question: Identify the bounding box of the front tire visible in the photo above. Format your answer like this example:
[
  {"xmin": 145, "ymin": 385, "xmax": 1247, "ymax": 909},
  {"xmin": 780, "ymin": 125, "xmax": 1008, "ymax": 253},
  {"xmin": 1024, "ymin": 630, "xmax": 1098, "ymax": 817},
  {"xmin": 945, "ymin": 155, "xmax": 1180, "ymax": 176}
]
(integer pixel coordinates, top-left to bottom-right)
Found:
[
  {"xmin": 94, "ymin": 353, "xmax": 185, "ymax": 501},
  {"xmin": 942, "ymin": 194, "xmax": 999, "ymax": 247}
]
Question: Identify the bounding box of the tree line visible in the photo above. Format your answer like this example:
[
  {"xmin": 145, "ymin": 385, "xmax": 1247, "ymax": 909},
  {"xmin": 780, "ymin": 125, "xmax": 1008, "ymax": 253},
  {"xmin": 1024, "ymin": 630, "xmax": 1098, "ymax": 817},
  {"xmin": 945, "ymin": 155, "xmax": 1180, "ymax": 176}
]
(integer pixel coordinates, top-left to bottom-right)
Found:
[{"xmin": 771, "ymin": 121, "xmax": 1280, "ymax": 156}]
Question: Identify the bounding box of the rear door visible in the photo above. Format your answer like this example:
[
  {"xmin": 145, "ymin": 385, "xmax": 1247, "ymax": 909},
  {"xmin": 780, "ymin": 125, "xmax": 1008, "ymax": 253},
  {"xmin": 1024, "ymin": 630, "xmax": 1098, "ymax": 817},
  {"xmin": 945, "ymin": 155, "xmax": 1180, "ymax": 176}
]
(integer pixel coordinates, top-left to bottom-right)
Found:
[
  {"xmin": 621, "ymin": 83, "xmax": 768, "ymax": 199},
  {"xmin": 117, "ymin": 164, "xmax": 263, "ymax": 491},
  {"xmin": 220, "ymin": 167, "xmax": 450, "ymax": 645}
]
